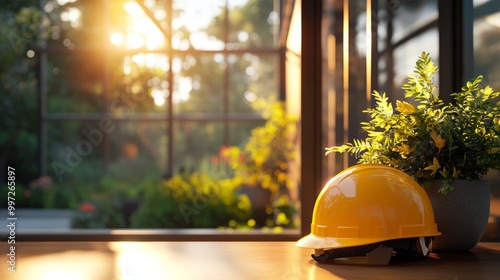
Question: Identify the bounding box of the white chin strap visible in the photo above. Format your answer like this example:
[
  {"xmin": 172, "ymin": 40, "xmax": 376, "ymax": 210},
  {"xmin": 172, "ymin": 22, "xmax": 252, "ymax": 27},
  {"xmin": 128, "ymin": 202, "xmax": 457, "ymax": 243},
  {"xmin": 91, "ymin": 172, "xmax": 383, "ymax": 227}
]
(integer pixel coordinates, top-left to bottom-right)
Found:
[{"xmin": 419, "ymin": 237, "xmax": 429, "ymax": 256}]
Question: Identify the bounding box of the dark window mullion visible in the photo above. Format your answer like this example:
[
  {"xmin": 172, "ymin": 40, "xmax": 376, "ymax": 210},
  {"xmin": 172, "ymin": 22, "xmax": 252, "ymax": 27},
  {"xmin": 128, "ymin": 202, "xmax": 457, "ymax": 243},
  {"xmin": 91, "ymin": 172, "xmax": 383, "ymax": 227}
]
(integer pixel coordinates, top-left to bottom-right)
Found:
[
  {"xmin": 301, "ymin": 0, "xmax": 323, "ymax": 237},
  {"xmin": 39, "ymin": 0, "xmax": 49, "ymax": 176},
  {"xmin": 438, "ymin": 0, "xmax": 474, "ymax": 102},
  {"xmin": 102, "ymin": 0, "xmax": 111, "ymax": 171},
  {"xmin": 224, "ymin": 0, "xmax": 230, "ymax": 146},
  {"xmin": 167, "ymin": 0, "xmax": 174, "ymax": 176}
]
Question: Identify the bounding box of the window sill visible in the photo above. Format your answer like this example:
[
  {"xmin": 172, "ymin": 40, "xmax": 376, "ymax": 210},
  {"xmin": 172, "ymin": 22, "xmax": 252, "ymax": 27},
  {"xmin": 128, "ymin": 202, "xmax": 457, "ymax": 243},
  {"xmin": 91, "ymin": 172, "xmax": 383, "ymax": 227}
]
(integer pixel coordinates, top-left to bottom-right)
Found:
[{"xmin": 1, "ymin": 228, "xmax": 301, "ymax": 242}]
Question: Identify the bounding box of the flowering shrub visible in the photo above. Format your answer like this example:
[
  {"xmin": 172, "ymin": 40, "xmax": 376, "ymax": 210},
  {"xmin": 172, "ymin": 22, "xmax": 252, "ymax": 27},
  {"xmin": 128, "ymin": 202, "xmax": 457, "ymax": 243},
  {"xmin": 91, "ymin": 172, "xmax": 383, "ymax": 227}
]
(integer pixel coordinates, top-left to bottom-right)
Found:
[
  {"xmin": 71, "ymin": 200, "xmax": 126, "ymax": 228},
  {"xmin": 131, "ymin": 173, "xmax": 251, "ymax": 228},
  {"xmin": 222, "ymin": 100, "xmax": 296, "ymax": 194},
  {"xmin": 79, "ymin": 201, "xmax": 95, "ymax": 213}
]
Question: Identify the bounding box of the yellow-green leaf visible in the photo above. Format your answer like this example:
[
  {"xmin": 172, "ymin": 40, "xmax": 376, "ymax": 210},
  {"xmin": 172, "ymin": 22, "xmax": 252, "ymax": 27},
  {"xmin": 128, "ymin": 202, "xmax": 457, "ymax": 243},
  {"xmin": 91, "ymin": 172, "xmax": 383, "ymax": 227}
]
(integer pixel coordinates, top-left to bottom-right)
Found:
[
  {"xmin": 430, "ymin": 130, "xmax": 445, "ymax": 151},
  {"xmin": 395, "ymin": 100, "xmax": 416, "ymax": 114}
]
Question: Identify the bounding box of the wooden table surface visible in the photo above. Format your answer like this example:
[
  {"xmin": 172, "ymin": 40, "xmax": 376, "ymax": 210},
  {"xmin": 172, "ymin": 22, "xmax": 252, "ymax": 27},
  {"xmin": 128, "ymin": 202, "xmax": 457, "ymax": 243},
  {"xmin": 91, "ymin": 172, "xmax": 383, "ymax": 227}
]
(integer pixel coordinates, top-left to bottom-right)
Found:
[{"xmin": 1, "ymin": 241, "xmax": 499, "ymax": 280}]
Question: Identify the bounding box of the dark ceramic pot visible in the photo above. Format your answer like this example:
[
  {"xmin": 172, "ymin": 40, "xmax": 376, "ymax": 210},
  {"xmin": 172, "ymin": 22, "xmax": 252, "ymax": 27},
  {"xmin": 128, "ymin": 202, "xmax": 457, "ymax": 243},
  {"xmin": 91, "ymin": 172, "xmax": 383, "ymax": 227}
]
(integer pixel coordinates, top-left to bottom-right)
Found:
[{"xmin": 425, "ymin": 180, "xmax": 490, "ymax": 252}]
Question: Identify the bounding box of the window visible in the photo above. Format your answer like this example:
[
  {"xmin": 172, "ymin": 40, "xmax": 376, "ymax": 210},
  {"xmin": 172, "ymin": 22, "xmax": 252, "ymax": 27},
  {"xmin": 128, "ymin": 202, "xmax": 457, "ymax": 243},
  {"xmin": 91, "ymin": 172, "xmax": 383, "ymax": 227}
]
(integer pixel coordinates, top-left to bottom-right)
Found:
[
  {"xmin": 309, "ymin": 0, "xmax": 498, "ymax": 241},
  {"xmin": 320, "ymin": 0, "xmax": 439, "ymax": 177},
  {"xmin": 1, "ymin": 0, "xmax": 301, "ymax": 237},
  {"xmin": 42, "ymin": 0, "xmax": 281, "ymax": 180},
  {"xmin": 474, "ymin": 0, "xmax": 500, "ymax": 240}
]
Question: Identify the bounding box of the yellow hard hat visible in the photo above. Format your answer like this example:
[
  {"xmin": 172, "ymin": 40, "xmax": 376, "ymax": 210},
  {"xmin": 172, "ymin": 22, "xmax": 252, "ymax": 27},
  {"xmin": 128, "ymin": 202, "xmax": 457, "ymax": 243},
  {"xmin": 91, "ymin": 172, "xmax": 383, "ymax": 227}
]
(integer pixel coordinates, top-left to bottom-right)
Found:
[{"xmin": 296, "ymin": 164, "xmax": 441, "ymax": 264}]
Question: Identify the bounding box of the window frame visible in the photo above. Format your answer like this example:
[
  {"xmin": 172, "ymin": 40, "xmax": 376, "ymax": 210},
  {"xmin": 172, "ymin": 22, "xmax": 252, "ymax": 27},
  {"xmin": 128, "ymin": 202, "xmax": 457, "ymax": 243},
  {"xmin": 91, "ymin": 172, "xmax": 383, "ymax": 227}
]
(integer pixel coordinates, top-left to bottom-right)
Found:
[
  {"xmin": 300, "ymin": 0, "xmax": 476, "ymax": 239},
  {"xmin": 31, "ymin": 0, "xmax": 296, "ymax": 241}
]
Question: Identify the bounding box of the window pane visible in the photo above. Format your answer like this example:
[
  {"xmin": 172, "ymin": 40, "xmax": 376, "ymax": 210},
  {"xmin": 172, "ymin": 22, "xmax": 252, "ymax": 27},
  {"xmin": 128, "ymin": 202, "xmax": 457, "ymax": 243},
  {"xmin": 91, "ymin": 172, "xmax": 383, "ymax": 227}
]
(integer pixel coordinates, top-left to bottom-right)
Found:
[
  {"xmin": 50, "ymin": 120, "xmax": 167, "ymax": 184},
  {"xmin": 228, "ymin": 0, "xmax": 279, "ymax": 48},
  {"xmin": 473, "ymin": 0, "xmax": 500, "ymax": 89},
  {"xmin": 47, "ymin": 121, "xmax": 105, "ymax": 173},
  {"xmin": 174, "ymin": 54, "xmax": 224, "ymax": 113},
  {"xmin": 44, "ymin": 0, "xmax": 104, "ymax": 49},
  {"xmin": 391, "ymin": 29, "xmax": 438, "ymax": 94},
  {"xmin": 377, "ymin": 0, "xmax": 438, "ymax": 100},
  {"xmin": 44, "ymin": 120, "xmax": 167, "ymax": 229},
  {"xmin": 46, "ymin": 53, "xmax": 105, "ymax": 113},
  {"xmin": 229, "ymin": 53, "xmax": 279, "ymax": 113},
  {"xmin": 110, "ymin": 54, "xmax": 170, "ymax": 115},
  {"xmin": 108, "ymin": 122, "xmax": 168, "ymax": 179},
  {"xmin": 473, "ymin": 0, "xmax": 500, "ymax": 241},
  {"xmin": 229, "ymin": 121, "xmax": 265, "ymax": 146},
  {"xmin": 46, "ymin": 121, "xmax": 106, "ymax": 211},
  {"xmin": 0, "ymin": 4, "xmax": 39, "ymax": 194},
  {"xmin": 109, "ymin": 0, "xmax": 168, "ymax": 51},
  {"xmin": 390, "ymin": 0, "xmax": 438, "ymax": 44},
  {"xmin": 173, "ymin": 0, "xmax": 226, "ymax": 50},
  {"xmin": 173, "ymin": 121, "xmax": 223, "ymax": 173}
]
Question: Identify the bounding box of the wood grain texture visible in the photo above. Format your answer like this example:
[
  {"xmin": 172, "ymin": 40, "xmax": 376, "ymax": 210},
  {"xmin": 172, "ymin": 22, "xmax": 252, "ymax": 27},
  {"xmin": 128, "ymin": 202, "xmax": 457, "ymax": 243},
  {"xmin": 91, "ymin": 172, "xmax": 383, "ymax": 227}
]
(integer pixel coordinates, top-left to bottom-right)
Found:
[{"xmin": 1, "ymin": 241, "xmax": 499, "ymax": 280}]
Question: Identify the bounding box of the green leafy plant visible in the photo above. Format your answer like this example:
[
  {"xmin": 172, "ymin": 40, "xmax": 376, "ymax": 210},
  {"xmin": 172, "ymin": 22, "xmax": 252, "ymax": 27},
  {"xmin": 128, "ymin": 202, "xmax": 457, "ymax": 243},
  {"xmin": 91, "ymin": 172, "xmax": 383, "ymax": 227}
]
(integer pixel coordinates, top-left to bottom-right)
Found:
[
  {"xmin": 71, "ymin": 200, "xmax": 126, "ymax": 229},
  {"xmin": 223, "ymin": 99, "xmax": 297, "ymax": 194},
  {"xmin": 131, "ymin": 173, "xmax": 251, "ymax": 228},
  {"xmin": 327, "ymin": 52, "xmax": 500, "ymax": 194}
]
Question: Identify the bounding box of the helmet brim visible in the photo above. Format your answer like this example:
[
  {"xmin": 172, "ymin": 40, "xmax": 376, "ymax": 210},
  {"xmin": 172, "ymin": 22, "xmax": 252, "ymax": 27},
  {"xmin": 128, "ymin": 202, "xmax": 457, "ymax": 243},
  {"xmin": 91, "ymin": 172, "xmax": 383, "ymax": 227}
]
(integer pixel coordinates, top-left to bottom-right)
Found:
[{"xmin": 295, "ymin": 232, "xmax": 439, "ymax": 250}]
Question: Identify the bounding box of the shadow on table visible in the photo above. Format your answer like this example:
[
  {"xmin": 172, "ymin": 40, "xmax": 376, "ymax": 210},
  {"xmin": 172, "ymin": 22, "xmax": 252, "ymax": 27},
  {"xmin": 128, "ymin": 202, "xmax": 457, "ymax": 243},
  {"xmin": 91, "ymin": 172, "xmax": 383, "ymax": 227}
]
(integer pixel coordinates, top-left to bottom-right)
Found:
[{"xmin": 310, "ymin": 247, "xmax": 500, "ymax": 280}]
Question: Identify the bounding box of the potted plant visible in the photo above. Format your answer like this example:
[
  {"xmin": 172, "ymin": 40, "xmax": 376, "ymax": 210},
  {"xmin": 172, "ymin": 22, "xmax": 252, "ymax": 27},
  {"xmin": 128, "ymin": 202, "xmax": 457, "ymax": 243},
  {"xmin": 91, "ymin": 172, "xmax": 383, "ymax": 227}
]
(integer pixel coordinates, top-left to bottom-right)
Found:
[{"xmin": 326, "ymin": 52, "xmax": 500, "ymax": 251}]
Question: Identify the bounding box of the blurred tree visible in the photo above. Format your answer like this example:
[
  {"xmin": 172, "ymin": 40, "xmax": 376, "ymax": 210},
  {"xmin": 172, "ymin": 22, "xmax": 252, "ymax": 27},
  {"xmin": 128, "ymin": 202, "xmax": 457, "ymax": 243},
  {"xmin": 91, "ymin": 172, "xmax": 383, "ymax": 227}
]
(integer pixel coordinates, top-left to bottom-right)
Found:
[
  {"xmin": 1, "ymin": 0, "xmax": 283, "ymax": 217},
  {"xmin": 0, "ymin": 1, "xmax": 42, "ymax": 185},
  {"xmin": 177, "ymin": 0, "xmax": 278, "ymax": 114}
]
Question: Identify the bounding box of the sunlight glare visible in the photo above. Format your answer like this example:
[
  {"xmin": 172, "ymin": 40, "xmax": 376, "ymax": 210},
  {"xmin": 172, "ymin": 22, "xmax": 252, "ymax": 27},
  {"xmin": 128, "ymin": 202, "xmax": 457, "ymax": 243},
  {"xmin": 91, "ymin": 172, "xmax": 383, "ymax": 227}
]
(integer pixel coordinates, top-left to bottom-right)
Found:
[
  {"xmin": 111, "ymin": 242, "xmax": 175, "ymax": 279},
  {"xmin": 126, "ymin": 33, "xmax": 145, "ymax": 49},
  {"xmin": 112, "ymin": 1, "xmax": 166, "ymax": 50},
  {"xmin": 44, "ymin": 2, "xmax": 54, "ymax": 13},
  {"xmin": 172, "ymin": 57, "xmax": 182, "ymax": 73},
  {"xmin": 286, "ymin": 0, "xmax": 301, "ymax": 54},
  {"xmin": 189, "ymin": 32, "xmax": 225, "ymax": 50},
  {"xmin": 172, "ymin": 33, "xmax": 190, "ymax": 50},
  {"xmin": 60, "ymin": 7, "xmax": 81, "ymax": 28},
  {"xmin": 110, "ymin": 32, "xmax": 124, "ymax": 46},
  {"xmin": 486, "ymin": 13, "xmax": 500, "ymax": 28},
  {"xmin": 123, "ymin": 65, "xmax": 132, "ymax": 75},
  {"xmin": 129, "ymin": 54, "xmax": 169, "ymax": 72},
  {"xmin": 174, "ymin": 77, "xmax": 192, "ymax": 104},
  {"xmin": 17, "ymin": 250, "xmax": 107, "ymax": 280},
  {"xmin": 214, "ymin": 53, "xmax": 224, "ymax": 63},
  {"xmin": 131, "ymin": 53, "xmax": 145, "ymax": 65},
  {"xmin": 144, "ymin": 31, "xmax": 165, "ymax": 50},
  {"xmin": 238, "ymin": 31, "xmax": 249, "ymax": 42},
  {"xmin": 189, "ymin": 32, "xmax": 209, "ymax": 49},
  {"xmin": 245, "ymin": 66, "xmax": 256, "ymax": 77},
  {"xmin": 124, "ymin": 1, "xmax": 145, "ymax": 18},
  {"xmin": 244, "ymin": 91, "xmax": 257, "ymax": 102},
  {"xmin": 268, "ymin": 11, "xmax": 279, "ymax": 26},
  {"xmin": 112, "ymin": 0, "xmax": 231, "ymax": 57},
  {"xmin": 174, "ymin": 0, "xmax": 225, "ymax": 31},
  {"xmin": 154, "ymin": 9, "xmax": 167, "ymax": 20},
  {"xmin": 57, "ymin": 0, "xmax": 76, "ymax": 5},
  {"xmin": 41, "ymin": 269, "xmax": 84, "ymax": 280},
  {"xmin": 228, "ymin": 0, "xmax": 247, "ymax": 8},
  {"xmin": 152, "ymin": 88, "xmax": 167, "ymax": 106}
]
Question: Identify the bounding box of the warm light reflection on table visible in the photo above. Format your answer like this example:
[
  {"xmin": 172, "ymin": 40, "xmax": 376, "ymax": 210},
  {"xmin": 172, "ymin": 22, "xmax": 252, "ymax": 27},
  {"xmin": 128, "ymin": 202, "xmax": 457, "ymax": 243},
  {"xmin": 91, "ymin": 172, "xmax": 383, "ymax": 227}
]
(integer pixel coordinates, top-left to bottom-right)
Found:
[{"xmin": 1, "ymin": 242, "xmax": 499, "ymax": 280}]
